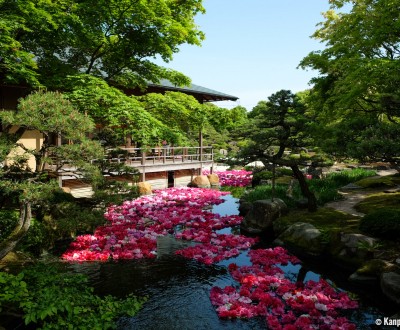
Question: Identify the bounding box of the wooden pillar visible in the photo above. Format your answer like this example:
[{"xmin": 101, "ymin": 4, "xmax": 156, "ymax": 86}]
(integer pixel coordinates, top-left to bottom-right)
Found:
[
  {"xmin": 141, "ymin": 151, "xmax": 146, "ymax": 165},
  {"xmin": 57, "ymin": 133, "xmax": 62, "ymax": 188},
  {"xmin": 199, "ymin": 129, "xmax": 203, "ymax": 161},
  {"xmin": 125, "ymin": 134, "xmax": 132, "ymax": 148}
]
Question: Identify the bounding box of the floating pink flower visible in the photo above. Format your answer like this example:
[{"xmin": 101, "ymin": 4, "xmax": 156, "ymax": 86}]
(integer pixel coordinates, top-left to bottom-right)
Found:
[
  {"xmin": 210, "ymin": 247, "xmax": 358, "ymax": 329},
  {"xmin": 203, "ymin": 170, "xmax": 253, "ymax": 187},
  {"xmin": 62, "ymin": 187, "xmax": 247, "ymax": 264}
]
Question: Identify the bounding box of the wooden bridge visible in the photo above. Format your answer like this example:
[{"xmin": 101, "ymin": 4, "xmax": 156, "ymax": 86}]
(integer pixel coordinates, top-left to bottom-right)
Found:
[
  {"xmin": 105, "ymin": 146, "xmax": 213, "ymax": 175},
  {"xmin": 61, "ymin": 146, "xmax": 214, "ymax": 196}
]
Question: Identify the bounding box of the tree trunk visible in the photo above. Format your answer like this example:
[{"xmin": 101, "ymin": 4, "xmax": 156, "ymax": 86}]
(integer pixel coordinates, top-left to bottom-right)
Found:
[
  {"xmin": 290, "ymin": 164, "xmax": 318, "ymax": 212},
  {"xmin": 0, "ymin": 201, "xmax": 32, "ymax": 260}
]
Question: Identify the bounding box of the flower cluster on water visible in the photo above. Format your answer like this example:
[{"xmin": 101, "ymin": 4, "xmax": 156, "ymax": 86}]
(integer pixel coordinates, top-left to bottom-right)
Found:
[
  {"xmin": 210, "ymin": 247, "xmax": 358, "ymax": 329},
  {"xmin": 62, "ymin": 187, "xmax": 254, "ymax": 262},
  {"xmin": 62, "ymin": 184, "xmax": 358, "ymax": 329},
  {"xmin": 203, "ymin": 169, "xmax": 253, "ymax": 187}
]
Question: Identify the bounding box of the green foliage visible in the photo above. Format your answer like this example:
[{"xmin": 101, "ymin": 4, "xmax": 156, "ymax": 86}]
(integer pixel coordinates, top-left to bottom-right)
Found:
[
  {"xmin": 300, "ymin": 0, "xmax": 400, "ymax": 166},
  {"xmin": 242, "ymin": 184, "xmax": 297, "ymax": 208},
  {"xmin": 1, "ymin": 0, "xmax": 205, "ymax": 88},
  {"xmin": 0, "ymin": 264, "xmax": 146, "ymax": 329},
  {"xmin": 0, "ymin": 210, "xmax": 19, "ymax": 241},
  {"xmin": 252, "ymin": 168, "xmax": 294, "ymax": 186},
  {"xmin": 244, "ymin": 168, "xmax": 377, "ymax": 208},
  {"xmin": 17, "ymin": 218, "xmax": 46, "ymax": 256},
  {"xmin": 220, "ymin": 186, "xmax": 246, "ymax": 199},
  {"xmin": 238, "ymin": 90, "xmax": 311, "ymax": 163},
  {"xmin": 306, "ymin": 179, "xmax": 343, "ymax": 205},
  {"xmin": 359, "ymin": 208, "xmax": 400, "ymax": 240},
  {"xmin": 325, "ymin": 169, "xmax": 377, "ymax": 187},
  {"xmin": 305, "ymin": 168, "xmax": 376, "ymax": 205},
  {"xmin": 66, "ymin": 75, "xmax": 185, "ymax": 146},
  {"xmin": 252, "ymin": 171, "xmax": 274, "ymax": 184}
]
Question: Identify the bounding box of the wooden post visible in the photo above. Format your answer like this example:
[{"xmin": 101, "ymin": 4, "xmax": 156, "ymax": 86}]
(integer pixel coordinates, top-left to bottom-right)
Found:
[
  {"xmin": 125, "ymin": 134, "xmax": 132, "ymax": 148},
  {"xmin": 141, "ymin": 150, "xmax": 146, "ymax": 165},
  {"xmin": 199, "ymin": 129, "xmax": 203, "ymax": 161},
  {"xmin": 57, "ymin": 133, "xmax": 62, "ymax": 188}
]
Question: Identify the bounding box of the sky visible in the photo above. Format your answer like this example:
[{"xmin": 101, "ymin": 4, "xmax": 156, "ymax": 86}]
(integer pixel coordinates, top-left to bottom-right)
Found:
[{"xmin": 159, "ymin": 0, "xmax": 332, "ymax": 111}]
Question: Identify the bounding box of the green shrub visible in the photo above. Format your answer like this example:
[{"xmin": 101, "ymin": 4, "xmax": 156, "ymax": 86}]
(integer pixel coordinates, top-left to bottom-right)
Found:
[
  {"xmin": 0, "ymin": 264, "xmax": 146, "ymax": 329},
  {"xmin": 252, "ymin": 171, "xmax": 273, "ymax": 186},
  {"xmin": 276, "ymin": 168, "xmax": 293, "ymax": 177},
  {"xmin": 252, "ymin": 168, "xmax": 293, "ymax": 186},
  {"xmin": 243, "ymin": 184, "xmax": 297, "ymax": 208},
  {"xmin": 359, "ymin": 208, "xmax": 400, "ymax": 240},
  {"xmin": 18, "ymin": 203, "xmax": 106, "ymax": 256},
  {"xmin": 18, "ymin": 219, "xmax": 48, "ymax": 256},
  {"xmin": 0, "ymin": 209, "xmax": 19, "ymax": 241}
]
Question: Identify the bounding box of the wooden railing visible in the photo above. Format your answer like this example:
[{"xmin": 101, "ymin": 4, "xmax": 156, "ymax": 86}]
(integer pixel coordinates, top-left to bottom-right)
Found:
[{"xmin": 105, "ymin": 146, "xmax": 214, "ymax": 167}]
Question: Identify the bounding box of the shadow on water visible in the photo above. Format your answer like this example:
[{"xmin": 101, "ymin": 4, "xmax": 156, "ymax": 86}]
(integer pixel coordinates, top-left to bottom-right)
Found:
[{"xmin": 67, "ymin": 194, "xmax": 397, "ymax": 330}]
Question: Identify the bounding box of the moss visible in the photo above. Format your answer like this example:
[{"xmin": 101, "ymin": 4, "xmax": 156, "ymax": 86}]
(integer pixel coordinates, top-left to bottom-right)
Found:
[
  {"xmin": 356, "ymin": 259, "xmax": 397, "ymax": 276},
  {"xmin": 354, "ymin": 192, "xmax": 400, "ymax": 214},
  {"xmin": 274, "ymin": 207, "xmax": 360, "ymax": 234},
  {"xmin": 354, "ymin": 175, "xmax": 398, "ymax": 188}
]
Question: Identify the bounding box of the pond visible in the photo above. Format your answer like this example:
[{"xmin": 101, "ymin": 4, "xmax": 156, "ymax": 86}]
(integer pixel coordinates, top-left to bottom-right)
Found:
[{"xmin": 68, "ymin": 194, "xmax": 397, "ymax": 330}]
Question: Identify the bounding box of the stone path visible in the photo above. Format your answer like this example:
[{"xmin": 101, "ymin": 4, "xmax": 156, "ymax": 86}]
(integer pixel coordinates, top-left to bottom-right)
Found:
[{"xmin": 325, "ymin": 169, "xmax": 399, "ymax": 217}]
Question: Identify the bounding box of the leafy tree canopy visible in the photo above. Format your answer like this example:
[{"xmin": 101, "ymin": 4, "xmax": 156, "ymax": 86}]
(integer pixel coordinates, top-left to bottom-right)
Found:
[
  {"xmin": 0, "ymin": 0, "xmax": 205, "ymax": 88},
  {"xmin": 299, "ymin": 0, "xmax": 400, "ymax": 168},
  {"xmin": 65, "ymin": 75, "xmax": 185, "ymax": 146}
]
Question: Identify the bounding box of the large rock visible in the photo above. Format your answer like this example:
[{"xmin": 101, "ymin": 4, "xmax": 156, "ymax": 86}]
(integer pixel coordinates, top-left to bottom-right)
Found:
[
  {"xmin": 240, "ymin": 199, "xmax": 287, "ymax": 234},
  {"xmin": 137, "ymin": 182, "xmax": 152, "ymax": 195},
  {"xmin": 207, "ymin": 174, "xmax": 220, "ymax": 187},
  {"xmin": 381, "ymin": 272, "xmax": 400, "ymax": 304},
  {"xmin": 349, "ymin": 259, "xmax": 396, "ymax": 284},
  {"xmin": 238, "ymin": 199, "xmax": 252, "ymax": 216},
  {"xmin": 340, "ymin": 233, "xmax": 377, "ymax": 259},
  {"xmin": 190, "ymin": 175, "xmax": 211, "ymax": 188},
  {"xmin": 276, "ymin": 222, "xmax": 323, "ymax": 256},
  {"xmin": 328, "ymin": 233, "xmax": 379, "ymax": 268}
]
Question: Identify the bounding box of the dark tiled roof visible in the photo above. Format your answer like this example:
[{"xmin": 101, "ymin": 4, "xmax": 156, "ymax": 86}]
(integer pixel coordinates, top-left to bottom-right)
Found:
[{"xmin": 148, "ymin": 79, "xmax": 238, "ymax": 102}]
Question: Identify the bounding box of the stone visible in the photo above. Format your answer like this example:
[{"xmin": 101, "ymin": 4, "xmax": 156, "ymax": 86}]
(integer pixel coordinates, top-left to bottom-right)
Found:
[
  {"xmin": 207, "ymin": 174, "xmax": 220, "ymax": 187},
  {"xmin": 349, "ymin": 259, "xmax": 396, "ymax": 284},
  {"xmin": 348, "ymin": 272, "xmax": 377, "ymax": 284},
  {"xmin": 238, "ymin": 200, "xmax": 252, "ymax": 216},
  {"xmin": 277, "ymin": 222, "xmax": 323, "ymax": 256},
  {"xmin": 190, "ymin": 175, "xmax": 211, "ymax": 188},
  {"xmin": 340, "ymin": 183, "xmax": 363, "ymax": 190},
  {"xmin": 137, "ymin": 182, "xmax": 152, "ymax": 195},
  {"xmin": 62, "ymin": 186, "xmax": 71, "ymax": 194},
  {"xmin": 334, "ymin": 233, "xmax": 378, "ymax": 262},
  {"xmin": 381, "ymin": 272, "xmax": 400, "ymax": 304},
  {"xmin": 356, "ymin": 259, "xmax": 396, "ymax": 277},
  {"xmin": 241, "ymin": 199, "xmax": 287, "ymax": 234}
]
